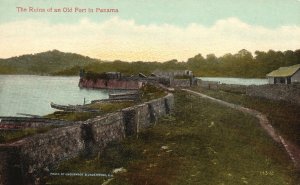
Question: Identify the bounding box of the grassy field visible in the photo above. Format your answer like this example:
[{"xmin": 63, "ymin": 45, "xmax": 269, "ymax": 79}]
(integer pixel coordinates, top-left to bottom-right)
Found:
[
  {"xmin": 46, "ymin": 91, "xmax": 299, "ymax": 185},
  {"xmin": 191, "ymin": 87, "xmax": 300, "ymax": 148}
]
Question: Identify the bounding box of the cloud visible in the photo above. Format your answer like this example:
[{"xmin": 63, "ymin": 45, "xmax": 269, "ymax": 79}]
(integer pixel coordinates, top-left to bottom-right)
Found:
[{"xmin": 0, "ymin": 17, "xmax": 299, "ymax": 61}]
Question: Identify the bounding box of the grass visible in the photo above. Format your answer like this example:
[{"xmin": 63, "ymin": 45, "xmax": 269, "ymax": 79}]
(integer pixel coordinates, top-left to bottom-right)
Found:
[
  {"xmin": 0, "ymin": 126, "xmax": 57, "ymax": 144},
  {"xmin": 44, "ymin": 111, "xmax": 99, "ymax": 121},
  {"xmin": 45, "ymin": 84, "xmax": 166, "ymax": 122},
  {"xmin": 140, "ymin": 84, "xmax": 167, "ymax": 102},
  {"xmin": 46, "ymin": 91, "xmax": 299, "ymax": 185},
  {"xmin": 44, "ymin": 102, "xmax": 135, "ymax": 121},
  {"xmin": 191, "ymin": 86, "xmax": 300, "ymax": 147},
  {"xmin": 87, "ymin": 102, "xmax": 135, "ymax": 113}
]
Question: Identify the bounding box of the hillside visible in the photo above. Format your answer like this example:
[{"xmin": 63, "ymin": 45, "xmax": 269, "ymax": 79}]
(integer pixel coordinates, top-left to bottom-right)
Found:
[{"xmin": 0, "ymin": 50, "xmax": 98, "ymax": 75}]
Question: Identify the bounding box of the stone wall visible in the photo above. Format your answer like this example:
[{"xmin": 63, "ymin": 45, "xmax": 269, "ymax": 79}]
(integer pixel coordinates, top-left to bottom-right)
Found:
[
  {"xmin": 0, "ymin": 124, "xmax": 84, "ymax": 185},
  {"xmin": 246, "ymin": 84, "xmax": 300, "ymax": 105},
  {"xmin": 0, "ymin": 93, "xmax": 174, "ymax": 185},
  {"xmin": 79, "ymin": 78, "xmax": 143, "ymax": 90},
  {"xmin": 122, "ymin": 93, "xmax": 174, "ymax": 134},
  {"xmin": 172, "ymin": 79, "xmax": 191, "ymax": 87},
  {"xmin": 196, "ymin": 79, "xmax": 300, "ymax": 105},
  {"xmin": 84, "ymin": 112, "xmax": 125, "ymax": 155},
  {"xmin": 0, "ymin": 117, "xmax": 69, "ymax": 129},
  {"xmin": 195, "ymin": 79, "xmax": 220, "ymax": 89},
  {"xmin": 215, "ymin": 84, "xmax": 300, "ymax": 105},
  {"xmin": 0, "ymin": 149, "xmax": 11, "ymax": 185}
]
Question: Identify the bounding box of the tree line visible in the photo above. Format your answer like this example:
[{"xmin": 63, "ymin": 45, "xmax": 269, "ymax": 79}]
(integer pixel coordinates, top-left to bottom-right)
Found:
[
  {"xmin": 186, "ymin": 49, "xmax": 300, "ymax": 77},
  {"xmin": 61, "ymin": 49, "xmax": 300, "ymax": 78},
  {"xmin": 0, "ymin": 49, "xmax": 299, "ymax": 78}
]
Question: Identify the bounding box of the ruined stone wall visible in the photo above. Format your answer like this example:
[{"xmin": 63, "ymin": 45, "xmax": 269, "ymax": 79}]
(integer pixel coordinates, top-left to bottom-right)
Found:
[
  {"xmin": 196, "ymin": 79, "xmax": 300, "ymax": 105},
  {"xmin": 0, "ymin": 124, "xmax": 84, "ymax": 185},
  {"xmin": 122, "ymin": 93, "xmax": 174, "ymax": 133},
  {"xmin": 107, "ymin": 79, "xmax": 143, "ymax": 90},
  {"xmin": 195, "ymin": 79, "xmax": 220, "ymax": 89},
  {"xmin": 78, "ymin": 78, "xmax": 142, "ymax": 90},
  {"xmin": 0, "ymin": 93, "xmax": 174, "ymax": 185},
  {"xmin": 215, "ymin": 84, "xmax": 300, "ymax": 105},
  {"xmin": 246, "ymin": 84, "xmax": 300, "ymax": 105},
  {"xmin": 84, "ymin": 112, "xmax": 125, "ymax": 154},
  {"xmin": 172, "ymin": 79, "xmax": 191, "ymax": 87},
  {"xmin": 0, "ymin": 150, "xmax": 10, "ymax": 185},
  {"xmin": 134, "ymin": 104, "xmax": 151, "ymax": 131},
  {"xmin": 0, "ymin": 117, "xmax": 69, "ymax": 129}
]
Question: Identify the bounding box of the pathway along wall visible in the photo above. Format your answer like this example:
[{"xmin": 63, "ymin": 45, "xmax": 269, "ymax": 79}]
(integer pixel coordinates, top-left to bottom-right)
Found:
[
  {"xmin": 182, "ymin": 89, "xmax": 300, "ymax": 170},
  {"xmin": 0, "ymin": 93, "xmax": 174, "ymax": 185}
]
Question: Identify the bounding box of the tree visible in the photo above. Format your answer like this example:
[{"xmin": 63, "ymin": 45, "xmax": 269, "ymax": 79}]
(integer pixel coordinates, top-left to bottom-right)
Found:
[
  {"xmin": 254, "ymin": 50, "xmax": 267, "ymax": 61},
  {"xmin": 187, "ymin": 53, "xmax": 205, "ymax": 70},
  {"xmin": 294, "ymin": 49, "xmax": 300, "ymax": 63},
  {"xmin": 235, "ymin": 49, "xmax": 253, "ymax": 62},
  {"xmin": 206, "ymin": 54, "xmax": 218, "ymax": 63},
  {"xmin": 220, "ymin": 53, "xmax": 234, "ymax": 63}
]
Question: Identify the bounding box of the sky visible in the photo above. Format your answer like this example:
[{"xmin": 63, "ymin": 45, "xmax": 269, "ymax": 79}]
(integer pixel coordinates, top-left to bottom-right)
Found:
[{"xmin": 0, "ymin": 0, "xmax": 300, "ymax": 61}]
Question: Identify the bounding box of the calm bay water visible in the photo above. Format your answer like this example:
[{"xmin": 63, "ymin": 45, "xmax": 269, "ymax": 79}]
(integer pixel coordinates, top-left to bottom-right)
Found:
[
  {"xmin": 0, "ymin": 75, "xmax": 111, "ymax": 117},
  {"xmin": 0, "ymin": 75, "xmax": 268, "ymax": 116},
  {"xmin": 197, "ymin": 77, "xmax": 268, "ymax": 85}
]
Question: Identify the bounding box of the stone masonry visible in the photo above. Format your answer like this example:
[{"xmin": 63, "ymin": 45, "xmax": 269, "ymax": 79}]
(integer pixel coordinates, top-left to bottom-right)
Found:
[{"xmin": 0, "ymin": 93, "xmax": 174, "ymax": 185}]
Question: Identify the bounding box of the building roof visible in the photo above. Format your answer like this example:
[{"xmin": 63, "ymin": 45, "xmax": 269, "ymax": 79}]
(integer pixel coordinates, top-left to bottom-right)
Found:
[{"xmin": 266, "ymin": 64, "xmax": 300, "ymax": 77}]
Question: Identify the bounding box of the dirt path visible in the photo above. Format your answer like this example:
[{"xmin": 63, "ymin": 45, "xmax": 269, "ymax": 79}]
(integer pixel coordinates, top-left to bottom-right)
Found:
[{"xmin": 182, "ymin": 89, "xmax": 300, "ymax": 170}]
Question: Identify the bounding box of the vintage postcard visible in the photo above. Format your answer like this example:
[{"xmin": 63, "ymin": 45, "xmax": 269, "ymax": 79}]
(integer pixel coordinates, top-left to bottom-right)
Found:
[{"xmin": 0, "ymin": 0, "xmax": 299, "ymax": 185}]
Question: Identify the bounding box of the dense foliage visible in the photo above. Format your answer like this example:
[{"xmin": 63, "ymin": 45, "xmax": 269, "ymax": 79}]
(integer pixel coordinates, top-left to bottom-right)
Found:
[
  {"xmin": 0, "ymin": 49, "xmax": 299, "ymax": 78},
  {"xmin": 187, "ymin": 49, "xmax": 300, "ymax": 77}
]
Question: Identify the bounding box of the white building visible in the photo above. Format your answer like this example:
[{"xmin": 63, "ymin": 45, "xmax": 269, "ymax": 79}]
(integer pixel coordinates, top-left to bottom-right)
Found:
[{"xmin": 266, "ymin": 64, "xmax": 300, "ymax": 84}]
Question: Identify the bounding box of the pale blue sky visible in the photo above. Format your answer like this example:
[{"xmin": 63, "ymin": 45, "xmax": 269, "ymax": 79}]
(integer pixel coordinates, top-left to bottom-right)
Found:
[
  {"xmin": 1, "ymin": 0, "xmax": 299, "ymax": 27},
  {"xmin": 0, "ymin": 0, "xmax": 299, "ymax": 61}
]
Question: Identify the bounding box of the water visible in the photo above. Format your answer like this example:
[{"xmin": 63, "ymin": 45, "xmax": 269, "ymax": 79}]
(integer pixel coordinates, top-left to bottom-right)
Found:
[
  {"xmin": 0, "ymin": 75, "xmax": 111, "ymax": 116},
  {"xmin": 197, "ymin": 77, "xmax": 268, "ymax": 85}
]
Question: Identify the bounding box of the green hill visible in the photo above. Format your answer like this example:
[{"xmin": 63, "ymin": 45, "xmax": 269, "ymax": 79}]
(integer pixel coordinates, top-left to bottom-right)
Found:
[{"xmin": 0, "ymin": 50, "xmax": 98, "ymax": 75}]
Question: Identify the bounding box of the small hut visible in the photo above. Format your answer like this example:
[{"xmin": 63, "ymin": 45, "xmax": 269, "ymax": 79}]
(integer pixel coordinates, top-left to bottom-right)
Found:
[{"xmin": 266, "ymin": 64, "xmax": 300, "ymax": 84}]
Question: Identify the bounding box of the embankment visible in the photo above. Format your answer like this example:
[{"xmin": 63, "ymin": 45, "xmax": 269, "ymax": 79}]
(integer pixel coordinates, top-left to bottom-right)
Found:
[{"xmin": 0, "ymin": 94, "xmax": 174, "ymax": 185}]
